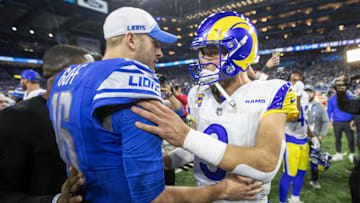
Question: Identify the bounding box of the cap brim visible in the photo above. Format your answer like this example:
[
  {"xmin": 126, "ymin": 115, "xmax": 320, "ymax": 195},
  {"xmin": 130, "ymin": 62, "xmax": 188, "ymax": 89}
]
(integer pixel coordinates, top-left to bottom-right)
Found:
[
  {"xmin": 14, "ymin": 75, "xmax": 21, "ymax": 79},
  {"xmin": 147, "ymin": 26, "xmax": 177, "ymax": 44}
]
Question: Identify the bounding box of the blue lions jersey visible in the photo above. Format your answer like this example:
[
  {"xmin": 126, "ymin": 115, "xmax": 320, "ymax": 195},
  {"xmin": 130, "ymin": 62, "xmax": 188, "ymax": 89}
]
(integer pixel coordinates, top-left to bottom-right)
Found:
[{"xmin": 48, "ymin": 58, "xmax": 164, "ymax": 203}]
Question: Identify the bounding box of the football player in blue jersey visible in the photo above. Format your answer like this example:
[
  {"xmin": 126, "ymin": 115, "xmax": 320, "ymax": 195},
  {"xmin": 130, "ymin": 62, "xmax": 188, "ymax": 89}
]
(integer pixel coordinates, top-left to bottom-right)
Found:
[{"xmin": 48, "ymin": 7, "xmax": 264, "ymax": 203}]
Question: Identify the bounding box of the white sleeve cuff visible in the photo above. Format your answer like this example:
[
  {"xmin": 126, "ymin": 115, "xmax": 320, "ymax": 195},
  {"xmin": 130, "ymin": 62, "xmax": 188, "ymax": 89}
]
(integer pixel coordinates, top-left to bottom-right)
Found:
[
  {"xmin": 168, "ymin": 148, "xmax": 194, "ymax": 169},
  {"xmin": 183, "ymin": 128, "xmax": 227, "ymax": 166}
]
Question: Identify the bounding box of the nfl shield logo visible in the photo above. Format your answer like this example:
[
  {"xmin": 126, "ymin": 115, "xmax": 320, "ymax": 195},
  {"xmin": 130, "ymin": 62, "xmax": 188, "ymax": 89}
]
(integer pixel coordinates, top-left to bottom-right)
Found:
[{"xmin": 216, "ymin": 107, "xmax": 223, "ymax": 116}]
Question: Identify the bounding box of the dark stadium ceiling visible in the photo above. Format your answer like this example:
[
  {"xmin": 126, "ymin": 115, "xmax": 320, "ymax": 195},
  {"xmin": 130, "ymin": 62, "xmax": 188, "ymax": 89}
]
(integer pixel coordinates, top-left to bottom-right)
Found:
[
  {"xmin": 0, "ymin": 0, "xmax": 359, "ymax": 43},
  {"xmin": 0, "ymin": 0, "xmax": 289, "ymax": 39}
]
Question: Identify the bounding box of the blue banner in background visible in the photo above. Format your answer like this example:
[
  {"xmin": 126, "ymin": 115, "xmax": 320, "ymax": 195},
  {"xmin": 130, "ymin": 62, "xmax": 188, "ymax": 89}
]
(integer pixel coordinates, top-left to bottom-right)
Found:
[
  {"xmin": 156, "ymin": 59, "xmax": 198, "ymax": 68},
  {"xmin": 0, "ymin": 56, "xmax": 43, "ymax": 64},
  {"xmin": 259, "ymin": 38, "xmax": 360, "ymax": 55},
  {"xmin": 1, "ymin": 38, "xmax": 359, "ymax": 68}
]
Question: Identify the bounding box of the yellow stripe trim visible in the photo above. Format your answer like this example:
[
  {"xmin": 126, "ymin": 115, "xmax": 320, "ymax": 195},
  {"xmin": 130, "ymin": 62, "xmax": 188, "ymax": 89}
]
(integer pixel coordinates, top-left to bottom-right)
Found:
[{"xmin": 262, "ymin": 109, "xmax": 298, "ymax": 120}]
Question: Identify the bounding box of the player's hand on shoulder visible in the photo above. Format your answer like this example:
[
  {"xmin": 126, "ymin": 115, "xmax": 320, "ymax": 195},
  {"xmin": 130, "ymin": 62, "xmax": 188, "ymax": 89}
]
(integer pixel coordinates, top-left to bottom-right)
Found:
[
  {"xmin": 132, "ymin": 100, "xmax": 190, "ymax": 147},
  {"xmin": 57, "ymin": 167, "xmax": 84, "ymax": 203},
  {"xmin": 222, "ymin": 174, "xmax": 263, "ymax": 201}
]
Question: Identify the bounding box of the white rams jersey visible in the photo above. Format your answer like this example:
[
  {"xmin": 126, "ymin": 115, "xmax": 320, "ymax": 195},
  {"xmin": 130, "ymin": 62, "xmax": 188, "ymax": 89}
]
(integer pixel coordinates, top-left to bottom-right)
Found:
[
  {"xmin": 285, "ymin": 91, "xmax": 309, "ymax": 140},
  {"xmin": 188, "ymin": 79, "xmax": 298, "ymax": 203}
]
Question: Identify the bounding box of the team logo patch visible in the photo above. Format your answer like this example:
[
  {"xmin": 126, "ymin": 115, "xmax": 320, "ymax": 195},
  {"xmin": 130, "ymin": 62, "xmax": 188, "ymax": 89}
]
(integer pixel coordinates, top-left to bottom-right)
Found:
[
  {"xmin": 216, "ymin": 107, "xmax": 223, "ymax": 116},
  {"xmin": 198, "ymin": 94, "xmax": 204, "ymax": 107}
]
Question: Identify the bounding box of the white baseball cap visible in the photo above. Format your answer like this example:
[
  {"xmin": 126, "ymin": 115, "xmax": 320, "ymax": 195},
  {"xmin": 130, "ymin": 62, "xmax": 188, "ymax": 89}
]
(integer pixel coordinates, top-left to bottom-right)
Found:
[{"xmin": 103, "ymin": 7, "xmax": 177, "ymax": 44}]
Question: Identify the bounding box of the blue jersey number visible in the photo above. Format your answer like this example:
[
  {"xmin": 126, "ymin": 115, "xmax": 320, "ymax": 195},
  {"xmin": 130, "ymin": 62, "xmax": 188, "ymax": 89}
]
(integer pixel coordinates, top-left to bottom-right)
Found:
[
  {"xmin": 297, "ymin": 105, "xmax": 308, "ymax": 126},
  {"xmin": 51, "ymin": 91, "xmax": 80, "ymax": 172},
  {"xmin": 297, "ymin": 107, "xmax": 304, "ymax": 126},
  {"xmin": 199, "ymin": 124, "xmax": 228, "ymax": 181}
]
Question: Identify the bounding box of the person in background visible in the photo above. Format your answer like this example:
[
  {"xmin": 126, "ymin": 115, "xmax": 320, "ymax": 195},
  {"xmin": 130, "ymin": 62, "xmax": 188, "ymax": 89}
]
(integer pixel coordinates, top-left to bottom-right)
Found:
[
  {"xmin": 334, "ymin": 75, "xmax": 360, "ymax": 203},
  {"xmin": 0, "ymin": 45, "xmax": 94, "ymax": 203},
  {"xmin": 279, "ymin": 71, "xmax": 313, "ymax": 203},
  {"xmin": 247, "ymin": 54, "xmax": 280, "ymax": 80},
  {"xmin": 327, "ymin": 89, "xmax": 355, "ymax": 162},
  {"xmin": 8, "ymin": 84, "xmax": 25, "ymax": 103},
  {"xmin": 158, "ymin": 74, "xmax": 184, "ymax": 116},
  {"xmin": 0, "ymin": 93, "xmax": 9, "ymax": 111},
  {"xmin": 14, "ymin": 69, "xmax": 46, "ymax": 100},
  {"xmin": 305, "ymin": 85, "xmax": 329, "ymax": 189},
  {"xmin": 173, "ymin": 84, "xmax": 188, "ymax": 121}
]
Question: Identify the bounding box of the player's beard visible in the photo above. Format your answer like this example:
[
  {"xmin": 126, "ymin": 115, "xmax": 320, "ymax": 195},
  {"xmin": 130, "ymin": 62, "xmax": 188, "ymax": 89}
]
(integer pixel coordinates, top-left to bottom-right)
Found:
[
  {"xmin": 134, "ymin": 36, "xmax": 156, "ymax": 71},
  {"xmin": 20, "ymin": 80, "xmax": 27, "ymax": 91}
]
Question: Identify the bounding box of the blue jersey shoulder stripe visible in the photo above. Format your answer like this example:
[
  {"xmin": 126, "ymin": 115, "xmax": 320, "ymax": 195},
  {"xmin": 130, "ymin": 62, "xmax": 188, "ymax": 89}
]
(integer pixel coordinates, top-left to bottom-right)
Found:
[
  {"xmin": 131, "ymin": 61, "xmax": 155, "ymax": 75},
  {"xmin": 115, "ymin": 69, "xmax": 143, "ymax": 74},
  {"xmin": 96, "ymin": 88, "xmax": 160, "ymax": 96}
]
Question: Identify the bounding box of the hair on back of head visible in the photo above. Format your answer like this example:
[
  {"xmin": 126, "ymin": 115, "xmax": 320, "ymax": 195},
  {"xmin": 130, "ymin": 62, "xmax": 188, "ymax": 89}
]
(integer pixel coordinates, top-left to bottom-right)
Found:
[
  {"xmin": 106, "ymin": 35, "xmax": 125, "ymax": 48},
  {"xmin": 42, "ymin": 45, "xmax": 91, "ymax": 78},
  {"xmin": 288, "ymin": 70, "xmax": 304, "ymax": 82}
]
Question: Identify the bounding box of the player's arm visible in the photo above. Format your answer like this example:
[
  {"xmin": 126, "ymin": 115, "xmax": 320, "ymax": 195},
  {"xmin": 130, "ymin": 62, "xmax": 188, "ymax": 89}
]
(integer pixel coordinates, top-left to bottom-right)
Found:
[
  {"xmin": 319, "ymin": 105, "xmax": 329, "ymax": 139},
  {"xmin": 217, "ymin": 112, "xmax": 286, "ymax": 182},
  {"xmin": 131, "ymin": 82, "xmax": 297, "ymax": 182},
  {"xmin": 116, "ymin": 105, "xmax": 263, "ymax": 202},
  {"xmin": 152, "ymin": 174, "xmax": 263, "ymax": 203},
  {"xmin": 164, "ymin": 148, "xmax": 194, "ymax": 169},
  {"xmin": 132, "ymin": 102, "xmax": 287, "ymax": 182},
  {"xmin": 162, "ymin": 84, "xmax": 183, "ymax": 113}
]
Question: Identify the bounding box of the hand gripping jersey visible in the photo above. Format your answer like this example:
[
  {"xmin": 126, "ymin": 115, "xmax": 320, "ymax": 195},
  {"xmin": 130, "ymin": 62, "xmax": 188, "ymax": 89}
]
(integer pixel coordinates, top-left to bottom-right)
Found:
[
  {"xmin": 48, "ymin": 58, "xmax": 164, "ymax": 203},
  {"xmin": 285, "ymin": 91, "xmax": 309, "ymax": 140},
  {"xmin": 188, "ymin": 79, "xmax": 298, "ymax": 203}
]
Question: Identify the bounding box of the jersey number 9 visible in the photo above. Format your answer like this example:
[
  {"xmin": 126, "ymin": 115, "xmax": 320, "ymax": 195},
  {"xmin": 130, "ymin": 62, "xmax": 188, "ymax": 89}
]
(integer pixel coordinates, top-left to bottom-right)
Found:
[{"xmin": 200, "ymin": 124, "xmax": 228, "ymax": 181}]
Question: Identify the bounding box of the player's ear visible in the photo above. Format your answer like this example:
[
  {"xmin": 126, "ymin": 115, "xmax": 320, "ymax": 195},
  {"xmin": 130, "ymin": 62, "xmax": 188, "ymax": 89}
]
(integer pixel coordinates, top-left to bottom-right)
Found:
[{"xmin": 124, "ymin": 32, "xmax": 136, "ymax": 51}]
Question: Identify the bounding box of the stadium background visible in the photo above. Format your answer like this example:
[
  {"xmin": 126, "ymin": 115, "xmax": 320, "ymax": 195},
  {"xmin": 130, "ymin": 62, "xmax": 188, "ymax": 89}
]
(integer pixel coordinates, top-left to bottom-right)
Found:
[{"xmin": 0, "ymin": 0, "xmax": 359, "ymax": 202}]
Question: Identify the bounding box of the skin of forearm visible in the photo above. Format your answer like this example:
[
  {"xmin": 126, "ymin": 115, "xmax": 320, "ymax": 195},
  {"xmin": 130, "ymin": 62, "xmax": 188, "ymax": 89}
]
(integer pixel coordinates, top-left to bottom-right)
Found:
[
  {"xmin": 167, "ymin": 95, "xmax": 182, "ymax": 111},
  {"xmin": 218, "ymin": 113, "xmax": 286, "ymax": 173},
  {"xmin": 152, "ymin": 184, "xmax": 225, "ymax": 203},
  {"xmin": 307, "ymin": 127, "xmax": 315, "ymax": 137}
]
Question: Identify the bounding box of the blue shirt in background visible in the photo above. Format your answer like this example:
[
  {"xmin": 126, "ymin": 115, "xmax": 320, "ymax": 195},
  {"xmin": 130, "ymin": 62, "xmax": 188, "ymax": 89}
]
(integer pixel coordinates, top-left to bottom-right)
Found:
[{"xmin": 327, "ymin": 93, "xmax": 353, "ymax": 122}]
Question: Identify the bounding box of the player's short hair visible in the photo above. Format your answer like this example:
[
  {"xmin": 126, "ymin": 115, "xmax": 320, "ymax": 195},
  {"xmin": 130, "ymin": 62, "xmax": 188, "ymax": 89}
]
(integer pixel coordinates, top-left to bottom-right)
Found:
[
  {"xmin": 174, "ymin": 85, "xmax": 181, "ymax": 91},
  {"xmin": 42, "ymin": 45, "xmax": 91, "ymax": 79},
  {"xmin": 106, "ymin": 35, "xmax": 125, "ymax": 48},
  {"xmin": 288, "ymin": 70, "xmax": 304, "ymax": 82},
  {"xmin": 106, "ymin": 34, "xmax": 148, "ymax": 49}
]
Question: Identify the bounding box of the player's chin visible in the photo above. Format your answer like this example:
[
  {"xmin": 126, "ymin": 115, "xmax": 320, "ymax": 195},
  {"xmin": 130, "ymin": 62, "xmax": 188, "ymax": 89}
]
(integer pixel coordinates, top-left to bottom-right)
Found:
[{"xmin": 150, "ymin": 62, "xmax": 157, "ymax": 71}]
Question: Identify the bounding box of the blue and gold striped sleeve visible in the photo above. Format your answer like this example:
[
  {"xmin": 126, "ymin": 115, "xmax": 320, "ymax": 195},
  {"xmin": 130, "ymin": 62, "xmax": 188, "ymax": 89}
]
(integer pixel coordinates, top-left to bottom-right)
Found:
[{"xmin": 262, "ymin": 82, "xmax": 299, "ymax": 120}]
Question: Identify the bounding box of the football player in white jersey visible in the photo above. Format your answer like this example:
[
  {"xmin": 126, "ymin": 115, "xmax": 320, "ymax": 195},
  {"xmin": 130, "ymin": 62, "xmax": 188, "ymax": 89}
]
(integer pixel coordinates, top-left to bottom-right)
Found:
[
  {"xmin": 132, "ymin": 11, "xmax": 299, "ymax": 202},
  {"xmin": 278, "ymin": 71, "xmax": 318, "ymax": 203}
]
